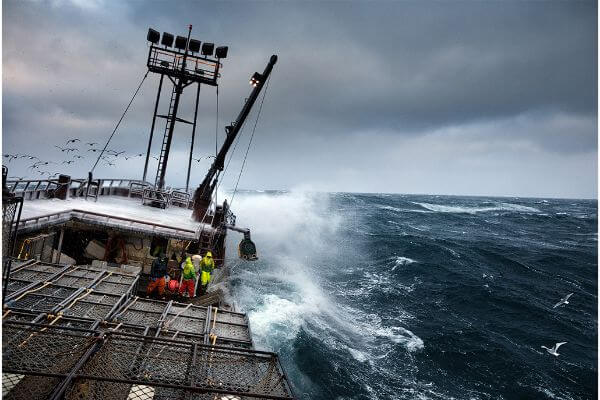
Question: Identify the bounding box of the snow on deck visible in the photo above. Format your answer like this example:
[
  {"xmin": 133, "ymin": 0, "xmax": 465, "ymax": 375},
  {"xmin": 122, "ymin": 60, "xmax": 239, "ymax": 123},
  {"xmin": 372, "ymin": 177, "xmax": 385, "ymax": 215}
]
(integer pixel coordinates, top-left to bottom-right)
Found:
[{"xmin": 21, "ymin": 196, "xmax": 202, "ymax": 231}]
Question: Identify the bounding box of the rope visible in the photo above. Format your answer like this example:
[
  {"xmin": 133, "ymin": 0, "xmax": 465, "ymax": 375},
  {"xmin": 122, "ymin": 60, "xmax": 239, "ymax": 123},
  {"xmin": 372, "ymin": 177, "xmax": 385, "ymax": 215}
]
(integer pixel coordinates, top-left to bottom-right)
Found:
[
  {"xmin": 215, "ymin": 85, "xmax": 219, "ymax": 158},
  {"xmin": 109, "ymin": 322, "xmax": 123, "ymax": 331},
  {"xmin": 61, "ymin": 288, "xmax": 94, "ymax": 311},
  {"xmin": 162, "ymin": 303, "xmax": 192, "ymax": 329},
  {"xmin": 215, "ymin": 85, "xmax": 219, "ymax": 206},
  {"xmin": 117, "ymin": 296, "xmax": 139, "ymax": 316},
  {"xmin": 211, "ymin": 306, "xmax": 219, "ymax": 331},
  {"xmin": 94, "ymin": 271, "xmax": 114, "ymax": 287},
  {"xmin": 12, "ymin": 281, "xmax": 52, "ymax": 302},
  {"xmin": 229, "ymin": 73, "xmax": 272, "ymax": 208},
  {"xmin": 91, "ymin": 70, "xmax": 149, "ymax": 173},
  {"xmin": 18, "ymin": 314, "xmax": 63, "ymax": 347}
]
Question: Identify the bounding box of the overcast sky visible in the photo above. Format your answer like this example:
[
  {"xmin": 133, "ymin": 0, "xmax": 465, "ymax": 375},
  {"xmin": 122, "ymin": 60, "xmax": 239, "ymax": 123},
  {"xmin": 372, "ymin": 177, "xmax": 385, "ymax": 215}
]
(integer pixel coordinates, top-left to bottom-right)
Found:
[{"xmin": 2, "ymin": 0, "xmax": 597, "ymax": 198}]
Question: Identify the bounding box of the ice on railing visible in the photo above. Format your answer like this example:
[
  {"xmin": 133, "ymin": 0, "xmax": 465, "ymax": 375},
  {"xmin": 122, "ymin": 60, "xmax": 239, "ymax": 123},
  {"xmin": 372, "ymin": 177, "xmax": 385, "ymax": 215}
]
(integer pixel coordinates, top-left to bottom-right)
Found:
[{"xmin": 21, "ymin": 196, "xmax": 202, "ymax": 231}]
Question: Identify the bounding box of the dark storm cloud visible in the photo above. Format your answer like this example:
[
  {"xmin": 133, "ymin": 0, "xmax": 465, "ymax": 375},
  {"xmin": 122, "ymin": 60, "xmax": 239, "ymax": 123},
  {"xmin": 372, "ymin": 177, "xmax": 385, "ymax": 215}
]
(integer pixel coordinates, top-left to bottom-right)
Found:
[{"xmin": 2, "ymin": 0, "xmax": 597, "ymax": 197}]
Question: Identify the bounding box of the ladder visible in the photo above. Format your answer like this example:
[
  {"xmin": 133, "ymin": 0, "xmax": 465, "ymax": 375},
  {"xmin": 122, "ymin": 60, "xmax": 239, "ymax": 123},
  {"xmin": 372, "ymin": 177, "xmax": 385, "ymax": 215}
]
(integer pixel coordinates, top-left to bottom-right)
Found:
[{"xmin": 154, "ymin": 82, "xmax": 179, "ymax": 188}]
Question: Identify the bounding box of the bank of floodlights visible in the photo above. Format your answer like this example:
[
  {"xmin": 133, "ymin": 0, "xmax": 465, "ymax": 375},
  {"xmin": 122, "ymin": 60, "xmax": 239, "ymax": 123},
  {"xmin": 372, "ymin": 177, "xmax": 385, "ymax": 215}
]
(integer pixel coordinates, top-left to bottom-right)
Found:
[{"xmin": 146, "ymin": 28, "xmax": 228, "ymax": 60}]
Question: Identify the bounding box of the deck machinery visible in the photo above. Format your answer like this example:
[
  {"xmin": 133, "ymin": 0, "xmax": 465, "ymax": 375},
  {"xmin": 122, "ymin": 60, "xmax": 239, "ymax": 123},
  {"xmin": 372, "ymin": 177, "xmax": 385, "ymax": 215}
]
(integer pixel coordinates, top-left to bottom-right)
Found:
[{"xmin": 1, "ymin": 27, "xmax": 293, "ymax": 400}]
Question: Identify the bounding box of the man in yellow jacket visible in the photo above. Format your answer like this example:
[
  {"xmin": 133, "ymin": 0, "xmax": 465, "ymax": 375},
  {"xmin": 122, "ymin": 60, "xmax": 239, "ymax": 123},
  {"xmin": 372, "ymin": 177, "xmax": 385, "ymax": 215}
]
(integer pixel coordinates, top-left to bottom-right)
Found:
[{"xmin": 199, "ymin": 251, "xmax": 215, "ymax": 295}]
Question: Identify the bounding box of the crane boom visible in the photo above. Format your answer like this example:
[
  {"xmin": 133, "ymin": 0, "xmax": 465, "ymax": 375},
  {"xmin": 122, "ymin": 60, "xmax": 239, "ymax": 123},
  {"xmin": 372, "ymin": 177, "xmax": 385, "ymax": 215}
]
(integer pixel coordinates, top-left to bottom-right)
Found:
[{"xmin": 192, "ymin": 54, "xmax": 278, "ymax": 221}]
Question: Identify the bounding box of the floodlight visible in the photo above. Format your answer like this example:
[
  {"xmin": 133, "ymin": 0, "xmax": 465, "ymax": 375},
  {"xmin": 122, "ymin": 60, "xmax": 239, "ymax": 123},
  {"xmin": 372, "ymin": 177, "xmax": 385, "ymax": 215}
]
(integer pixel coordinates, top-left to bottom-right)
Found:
[
  {"xmin": 215, "ymin": 46, "xmax": 228, "ymax": 59},
  {"xmin": 161, "ymin": 32, "xmax": 174, "ymax": 47},
  {"xmin": 189, "ymin": 39, "xmax": 201, "ymax": 53},
  {"xmin": 147, "ymin": 28, "xmax": 160, "ymax": 44},
  {"xmin": 201, "ymin": 42, "xmax": 214, "ymax": 56},
  {"xmin": 250, "ymin": 72, "xmax": 262, "ymax": 87},
  {"xmin": 175, "ymin": 35, "xmax": 188, "ymax": 50}
]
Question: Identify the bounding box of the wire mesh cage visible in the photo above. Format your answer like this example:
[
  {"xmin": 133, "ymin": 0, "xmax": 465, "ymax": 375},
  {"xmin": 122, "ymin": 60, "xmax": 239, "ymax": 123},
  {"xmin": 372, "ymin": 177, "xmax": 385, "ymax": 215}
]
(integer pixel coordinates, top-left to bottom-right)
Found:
[
  {"xmin": 2, "ymin": 196, "xmax": 22, "ymax": 258},
  {"xmin": 2, "ymin": 321, "xmax": 99, "ymax": 400},
  {"xmin": 2, "ymin": 321, "xmax": 294, "ymax": 400},
  {"xmin": 2, "ymin": 194, "xmax": 23, "ymax": 301},
  {"xmin": 65, "ymin": 332, "xmax": 294, "ymax": 400}
]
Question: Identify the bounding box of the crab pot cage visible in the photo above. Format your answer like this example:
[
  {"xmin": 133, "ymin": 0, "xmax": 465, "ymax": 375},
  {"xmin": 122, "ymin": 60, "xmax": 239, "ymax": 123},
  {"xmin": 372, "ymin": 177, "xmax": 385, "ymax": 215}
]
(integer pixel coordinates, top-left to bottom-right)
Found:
[
  {"xmin": 3, "ymin": 166, "xmax": 24, "ymax": 300},
  {"xmin": 2, "ymin": 262, "xmax": 295, "ymax": 399},
  {"xmin": 2, "ymin": 321, "xmax": 294, "ymax": 400}
]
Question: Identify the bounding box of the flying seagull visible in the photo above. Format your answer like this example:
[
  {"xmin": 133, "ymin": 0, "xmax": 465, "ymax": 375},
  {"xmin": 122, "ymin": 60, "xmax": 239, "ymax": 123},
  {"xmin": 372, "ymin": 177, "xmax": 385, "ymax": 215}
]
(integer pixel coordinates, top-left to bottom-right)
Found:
[
  {"xmin": 553, "ymin": 293, "xmax": 573, "ymax": 309},
  {"xmin": 541, "ymin": 342, "xmax": 567, "ymax": 356},
  {"xmin": 86, "ymin": 142, "xmax": 99, "ymax": 146},
  {"xmin": 3, "ymin": 154, "xmax": 19, "ymax": 162},
  {"xmin": 66, "ymin": 138, "xmax": 80, "ymax": 144},
  {"xmin": 55, "ymin": 145, "xmax": 78, "ymax": 152},
  {"xmin": 73, "ymin": 155, "xmax": 84, "ymax": 159}
]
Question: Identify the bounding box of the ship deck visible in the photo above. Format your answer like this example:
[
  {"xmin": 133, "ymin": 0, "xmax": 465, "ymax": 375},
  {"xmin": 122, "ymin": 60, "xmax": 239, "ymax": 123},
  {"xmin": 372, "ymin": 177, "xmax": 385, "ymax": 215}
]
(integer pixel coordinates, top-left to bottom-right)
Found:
[{"xmin": 17, "ymin": 195, "xmax": 211, "ymax": 240}]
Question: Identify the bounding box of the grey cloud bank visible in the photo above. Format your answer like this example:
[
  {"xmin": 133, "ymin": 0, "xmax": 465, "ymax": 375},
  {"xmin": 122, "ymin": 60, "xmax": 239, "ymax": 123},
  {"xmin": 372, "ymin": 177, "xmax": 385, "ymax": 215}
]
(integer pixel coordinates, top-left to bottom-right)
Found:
[{"xmin": 2, "ymin": 0, "xmax": 597, "ymax": 198}]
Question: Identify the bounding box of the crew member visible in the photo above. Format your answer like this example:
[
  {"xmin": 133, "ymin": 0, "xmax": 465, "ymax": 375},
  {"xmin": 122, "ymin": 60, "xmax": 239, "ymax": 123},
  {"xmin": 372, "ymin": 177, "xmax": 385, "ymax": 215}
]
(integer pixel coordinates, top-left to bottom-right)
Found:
[
  {"xmin": 199, "ymin": 251, "xmax": 215, "ymax": 295},
  {"xmin": 147, "ymin": 251, "xmax": 168, "ymax": 299},
  {"xmin": 179, "ymin": 256, "xmax": 197, "ymax": 298}
]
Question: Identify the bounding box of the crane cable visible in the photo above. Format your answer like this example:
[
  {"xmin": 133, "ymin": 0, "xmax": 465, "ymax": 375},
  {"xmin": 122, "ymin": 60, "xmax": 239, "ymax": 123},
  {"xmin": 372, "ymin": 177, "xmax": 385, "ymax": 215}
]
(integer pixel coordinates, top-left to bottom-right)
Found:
[
  {"xmin": 229, "ymin": 73, "xmax": 272, "ymax": 208},
  {"xmin": 215, "ymin": 85, "xmax": 219, "ymax": 206},
  {"xmin": 91, "ymin": 70, "xmax": 149, "ymax": 173}
]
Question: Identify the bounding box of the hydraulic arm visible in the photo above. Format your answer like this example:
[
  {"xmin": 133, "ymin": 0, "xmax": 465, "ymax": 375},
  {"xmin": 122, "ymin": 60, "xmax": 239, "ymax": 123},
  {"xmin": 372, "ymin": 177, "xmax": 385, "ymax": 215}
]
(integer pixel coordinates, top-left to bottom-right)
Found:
[{"xmin": 192, "ymin": 54, "xmax": 278, "ymax": 221}]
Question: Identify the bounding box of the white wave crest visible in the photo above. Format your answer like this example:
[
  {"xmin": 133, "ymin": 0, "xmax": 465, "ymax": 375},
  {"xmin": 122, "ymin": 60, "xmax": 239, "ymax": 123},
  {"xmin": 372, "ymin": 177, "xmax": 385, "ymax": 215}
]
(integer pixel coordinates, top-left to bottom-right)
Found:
[
  {"xmin": 412, "ymin": 201, "xmax": 540, "ymax": 214},
  {"xmin": 395, "ymin": 256, "xmax": 416, "ymax": 266},
  {"xmin": 373, "ymin": 326, "xmax": 424, "ymax": 352}
]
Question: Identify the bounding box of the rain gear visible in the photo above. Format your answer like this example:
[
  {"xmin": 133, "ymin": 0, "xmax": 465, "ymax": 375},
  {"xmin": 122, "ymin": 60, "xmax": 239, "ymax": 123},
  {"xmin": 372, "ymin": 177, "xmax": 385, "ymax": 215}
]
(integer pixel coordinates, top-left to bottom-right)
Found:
[
  {"xmin": 182, "ymin": 257, "xmax": 197, "ymax": 280},
  {"xmin": 147, "ymin": 254, "xmax": 168, "ymax": 297},
  {"xmin": 179, "ymin": 257, "xmax": 197, "ymax": 298},
  {"xmin": 200, "ymin": 251, "xmax": 215, "ymax": 286}
]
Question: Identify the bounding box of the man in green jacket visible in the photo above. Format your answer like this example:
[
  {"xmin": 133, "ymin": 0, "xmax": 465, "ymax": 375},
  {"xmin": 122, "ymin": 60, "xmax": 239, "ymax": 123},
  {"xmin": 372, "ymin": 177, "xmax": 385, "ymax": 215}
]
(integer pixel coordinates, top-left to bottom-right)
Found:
[{"xmin": 178, "ymin": 256, "xmax": 197, "ymax": 298}]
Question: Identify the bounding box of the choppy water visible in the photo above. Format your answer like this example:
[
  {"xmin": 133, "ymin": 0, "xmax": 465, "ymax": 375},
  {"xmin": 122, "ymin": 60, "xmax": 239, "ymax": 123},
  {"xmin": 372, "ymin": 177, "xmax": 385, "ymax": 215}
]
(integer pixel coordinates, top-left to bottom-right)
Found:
[{"xmin": 226, "ymin": 192, "xmax": 597, "ymax": 399}]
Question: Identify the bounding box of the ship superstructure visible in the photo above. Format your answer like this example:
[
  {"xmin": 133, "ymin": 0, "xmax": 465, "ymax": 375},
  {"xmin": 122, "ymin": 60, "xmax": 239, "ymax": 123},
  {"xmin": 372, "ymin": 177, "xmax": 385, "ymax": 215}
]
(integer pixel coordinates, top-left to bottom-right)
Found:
[{"xmin": 1, "ymin": 26, "xmax": 293, "ymax": 400}]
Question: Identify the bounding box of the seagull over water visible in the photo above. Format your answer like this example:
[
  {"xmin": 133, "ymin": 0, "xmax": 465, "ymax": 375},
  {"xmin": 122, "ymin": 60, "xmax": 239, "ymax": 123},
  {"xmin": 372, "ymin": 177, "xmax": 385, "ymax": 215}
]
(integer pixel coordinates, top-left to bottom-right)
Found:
[
  {"xmin": 541, "ymin": 342, "xmax": 567, "ymax": 356},
  {"xmin": 553, "ymin": 293, "xmax": 573, "ymax": 308}
]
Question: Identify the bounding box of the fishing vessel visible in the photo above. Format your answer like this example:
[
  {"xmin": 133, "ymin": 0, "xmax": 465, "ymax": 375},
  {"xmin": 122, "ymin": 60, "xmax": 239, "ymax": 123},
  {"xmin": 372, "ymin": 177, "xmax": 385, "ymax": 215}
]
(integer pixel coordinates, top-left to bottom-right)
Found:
[{"xmin": 1, "ymin": 26, "xmax": 294, "ymax": 400}]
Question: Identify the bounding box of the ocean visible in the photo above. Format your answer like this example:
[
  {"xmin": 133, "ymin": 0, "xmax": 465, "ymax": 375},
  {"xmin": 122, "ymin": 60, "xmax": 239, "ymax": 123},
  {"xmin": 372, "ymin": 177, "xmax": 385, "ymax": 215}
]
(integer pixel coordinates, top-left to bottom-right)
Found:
[{"xmin": 226, "ymin": 191, "xmax": 597, "ymax": 399}]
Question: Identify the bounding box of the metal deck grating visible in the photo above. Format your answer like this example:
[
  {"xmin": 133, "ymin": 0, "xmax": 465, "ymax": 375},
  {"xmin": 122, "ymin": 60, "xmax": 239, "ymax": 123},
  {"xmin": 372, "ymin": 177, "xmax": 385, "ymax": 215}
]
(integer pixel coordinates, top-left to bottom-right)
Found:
[
  {"xmin": 2, "ymin": 261, "xmax": 292, "ymax": 399},
  {"xmin": 2, "ymin": 322, "xmax": 293, "ymax": 399}
]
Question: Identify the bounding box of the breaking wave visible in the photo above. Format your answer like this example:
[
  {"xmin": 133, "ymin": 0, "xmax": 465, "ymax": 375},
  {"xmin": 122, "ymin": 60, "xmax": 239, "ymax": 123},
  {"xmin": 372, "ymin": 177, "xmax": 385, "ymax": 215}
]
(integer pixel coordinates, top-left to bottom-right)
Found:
[{"xmin": 413, "ymin": 201, "xmax": 541, "ymax": 214}]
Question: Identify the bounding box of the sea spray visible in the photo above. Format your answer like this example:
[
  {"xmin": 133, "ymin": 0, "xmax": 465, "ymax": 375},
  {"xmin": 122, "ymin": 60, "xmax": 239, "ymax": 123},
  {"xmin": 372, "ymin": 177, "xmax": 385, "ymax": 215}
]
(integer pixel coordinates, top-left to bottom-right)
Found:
[{"xmin": 225, "ymin": 192, "xmax": 596, "ymax": 399}]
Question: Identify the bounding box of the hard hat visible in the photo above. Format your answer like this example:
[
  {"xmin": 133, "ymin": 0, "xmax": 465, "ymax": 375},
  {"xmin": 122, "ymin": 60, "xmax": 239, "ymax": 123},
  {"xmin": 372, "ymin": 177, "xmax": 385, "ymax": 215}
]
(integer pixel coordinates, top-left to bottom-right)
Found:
[
  {"xmin": 168, "ymin": 279, "xmax": 179, "ymax": 292},
  {"xmin": 206, "ymin": 251, "xmax": 213, "ymax": 258}
]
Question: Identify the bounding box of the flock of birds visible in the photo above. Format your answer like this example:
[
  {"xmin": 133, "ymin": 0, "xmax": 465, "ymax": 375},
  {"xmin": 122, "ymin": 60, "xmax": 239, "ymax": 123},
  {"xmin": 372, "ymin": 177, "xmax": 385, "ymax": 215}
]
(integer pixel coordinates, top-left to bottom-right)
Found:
[
  {"xmin": 3, "ymin": 138, "xmax": 141, "ymax": 179},
  {"xmin": 541, "ymin": 292, "xmax": 574, "ymax": 357},
  {"xmin": 4, "ymin": 137, "xmax": 217, "ymax": 180}
]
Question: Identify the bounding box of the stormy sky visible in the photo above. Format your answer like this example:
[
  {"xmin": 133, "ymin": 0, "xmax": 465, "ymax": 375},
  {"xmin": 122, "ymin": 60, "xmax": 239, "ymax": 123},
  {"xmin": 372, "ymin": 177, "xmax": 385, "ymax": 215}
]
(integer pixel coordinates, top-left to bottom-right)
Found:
[{"xmin": 2, "ymin": 0, "xmax": 597, "ymax": 198}]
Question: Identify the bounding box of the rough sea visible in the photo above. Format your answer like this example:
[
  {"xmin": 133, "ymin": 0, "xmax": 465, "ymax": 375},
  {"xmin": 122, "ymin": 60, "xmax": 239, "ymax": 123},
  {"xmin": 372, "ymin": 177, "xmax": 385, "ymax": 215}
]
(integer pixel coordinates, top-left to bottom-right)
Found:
[{"xmin": 226, "ymin": 191, "xmax": 597, "ymax": 400}]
